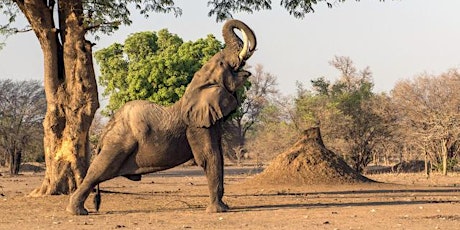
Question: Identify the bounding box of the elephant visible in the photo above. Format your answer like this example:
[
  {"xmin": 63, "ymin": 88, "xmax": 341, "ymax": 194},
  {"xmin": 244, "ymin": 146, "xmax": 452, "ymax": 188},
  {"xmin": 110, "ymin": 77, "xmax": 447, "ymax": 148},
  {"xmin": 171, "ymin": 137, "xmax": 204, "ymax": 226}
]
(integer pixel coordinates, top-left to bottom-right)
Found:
[{"xmin": 66, "ymin": 19, "xmax": 257, "ymax": 215}]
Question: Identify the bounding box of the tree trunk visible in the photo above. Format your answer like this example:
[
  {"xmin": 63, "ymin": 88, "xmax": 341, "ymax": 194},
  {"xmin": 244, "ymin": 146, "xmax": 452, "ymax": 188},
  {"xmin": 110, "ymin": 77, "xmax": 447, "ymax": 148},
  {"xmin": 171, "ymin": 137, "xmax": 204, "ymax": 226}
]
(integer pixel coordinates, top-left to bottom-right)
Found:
[
  {"xmin": 8, "ymin": 148, "xmax": 21, "ymax": 175},
  {"xmin": 0, "ymin": 153, "xmax": 5, "ymax": 167},
  {"xmin": 424, "ymin": 148, "xmax": 430, "ymax": 178},
  {"xmin": 16, "ymin": 1, "xmax": 99, "ymax": 196},
  {"xmin": 441, "ymin": 139, "xmax": 448, "ymax": 176}
]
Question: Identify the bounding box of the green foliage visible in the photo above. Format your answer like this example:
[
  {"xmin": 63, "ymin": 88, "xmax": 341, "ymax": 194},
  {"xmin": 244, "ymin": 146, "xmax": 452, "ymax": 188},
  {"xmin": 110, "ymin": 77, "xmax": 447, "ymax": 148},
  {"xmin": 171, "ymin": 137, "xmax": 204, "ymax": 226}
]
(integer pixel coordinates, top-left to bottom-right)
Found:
[
  {"xmin": 207, "ymin": 0, "xmax": 272, "ymax": 21},
  {"xmin": 207, "ymin": 0, "xmax": 372, "ymax": 21},
  {"xmin": 0, "ymin": 1, "xmax": 20, "ymax": 49},
  {"xmin": 95, "ymin": 29, "xmax": 223, "ymax": 115}
]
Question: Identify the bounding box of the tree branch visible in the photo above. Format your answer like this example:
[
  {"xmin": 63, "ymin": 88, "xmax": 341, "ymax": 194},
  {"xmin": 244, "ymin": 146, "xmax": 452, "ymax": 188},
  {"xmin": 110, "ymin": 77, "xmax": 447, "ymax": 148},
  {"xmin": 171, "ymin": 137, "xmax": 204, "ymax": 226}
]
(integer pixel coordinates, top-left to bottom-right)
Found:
[{"xmin": 84, "ymin": 21, "xmax": 121, "ymax": 32}]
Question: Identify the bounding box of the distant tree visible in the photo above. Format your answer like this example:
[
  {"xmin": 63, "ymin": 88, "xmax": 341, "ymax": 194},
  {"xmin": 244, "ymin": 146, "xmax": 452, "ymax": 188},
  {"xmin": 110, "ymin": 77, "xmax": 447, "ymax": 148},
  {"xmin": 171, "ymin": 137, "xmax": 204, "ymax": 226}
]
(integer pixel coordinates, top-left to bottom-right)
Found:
[
  {"xmin": 223, "ymin": 64, "xmax": 278, "ymax": 163},
  {"xmin": 0, "ymin": 79, "xmax": 45, "ymax": 175},
  {"xmin": 295, "ymin": 56, "xmax": 390, "ymax": 172},
  {"xmin": 392, "ymin": 69, "xmax": 460, "ymax": 175},
  {"xmin": 364, "ymin": 93, "xmax": 402, "ymax": 166},
  {"xmin": 88, "ymin": 113, "xmax": 107, "ymax": 155},
  {"xmin": 295, "ymin": 78, "xmax": 350, "ymax": 146},
  {"xmin": 246, "ymin": 95, "xmax": 299, "ymax": 162},
  {"xmin": 241, "ymin": 64, "xmax": 279, "ymax": 134}
]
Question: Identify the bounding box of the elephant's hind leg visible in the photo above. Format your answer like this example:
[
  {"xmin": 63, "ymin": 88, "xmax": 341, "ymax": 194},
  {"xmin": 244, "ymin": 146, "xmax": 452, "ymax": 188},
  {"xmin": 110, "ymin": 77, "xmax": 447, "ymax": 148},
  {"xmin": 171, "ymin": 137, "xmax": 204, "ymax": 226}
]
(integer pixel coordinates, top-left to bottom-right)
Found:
[{"xmin": 66, "ymin": 143, "xmax": 137, "ymax": 215}]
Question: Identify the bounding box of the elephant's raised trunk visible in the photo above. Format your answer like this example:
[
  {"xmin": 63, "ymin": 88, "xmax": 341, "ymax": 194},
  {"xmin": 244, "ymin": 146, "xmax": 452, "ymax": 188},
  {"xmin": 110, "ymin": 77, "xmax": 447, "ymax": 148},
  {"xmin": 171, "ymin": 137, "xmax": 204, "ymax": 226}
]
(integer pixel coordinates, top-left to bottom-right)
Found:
[{"xmin": 222, "ymin": 19, "xmax": 257, "ymax": 66}]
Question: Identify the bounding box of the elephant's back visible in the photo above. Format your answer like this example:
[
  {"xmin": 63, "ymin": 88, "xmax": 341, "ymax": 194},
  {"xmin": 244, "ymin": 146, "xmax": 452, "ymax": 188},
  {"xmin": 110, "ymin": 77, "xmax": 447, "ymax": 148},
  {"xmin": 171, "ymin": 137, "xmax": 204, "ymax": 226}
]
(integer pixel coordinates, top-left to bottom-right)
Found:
[
  {"xmin": 121, "ymin": 100, "xmax": 179, "ymax": 125},
  {"xmin": 119, "ymin": 100, "xmax": 185, "ymax": 138},
  {"xmin": 115, "ymin": 100, "xmax": 163, "ymax": 121},
  {"xmin": 121, "ymin": 100, "xmax": 161, "ymax": 112},
  {"xmin": 98, "ymin": 100, "xmax": 185, "ymax": 145}
]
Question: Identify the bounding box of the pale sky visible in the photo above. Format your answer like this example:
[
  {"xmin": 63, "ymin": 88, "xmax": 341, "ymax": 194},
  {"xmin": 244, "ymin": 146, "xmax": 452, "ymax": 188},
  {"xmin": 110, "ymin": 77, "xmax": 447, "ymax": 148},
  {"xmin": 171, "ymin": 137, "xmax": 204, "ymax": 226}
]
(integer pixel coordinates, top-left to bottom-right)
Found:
[{"xmin": 1, "ymin": 0, "xmax": 459, "ymax": 97}]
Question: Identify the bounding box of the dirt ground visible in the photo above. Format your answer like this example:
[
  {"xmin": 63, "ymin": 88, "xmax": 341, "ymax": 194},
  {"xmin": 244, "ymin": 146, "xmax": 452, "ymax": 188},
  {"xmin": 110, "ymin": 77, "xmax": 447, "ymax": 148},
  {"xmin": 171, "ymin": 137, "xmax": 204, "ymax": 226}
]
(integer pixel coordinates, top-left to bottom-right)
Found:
[{"xmin": 1, "ymin": 165, "xmax": 459, "ymax": 230}]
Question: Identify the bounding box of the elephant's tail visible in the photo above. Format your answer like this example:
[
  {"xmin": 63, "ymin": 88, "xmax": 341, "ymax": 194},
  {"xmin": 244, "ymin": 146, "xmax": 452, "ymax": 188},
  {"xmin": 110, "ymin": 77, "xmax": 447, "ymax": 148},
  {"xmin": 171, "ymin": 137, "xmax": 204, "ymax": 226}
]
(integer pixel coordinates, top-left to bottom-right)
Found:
[{"xmin": 93, "ymin": 184, "xmax": 101, "ymax": 212}]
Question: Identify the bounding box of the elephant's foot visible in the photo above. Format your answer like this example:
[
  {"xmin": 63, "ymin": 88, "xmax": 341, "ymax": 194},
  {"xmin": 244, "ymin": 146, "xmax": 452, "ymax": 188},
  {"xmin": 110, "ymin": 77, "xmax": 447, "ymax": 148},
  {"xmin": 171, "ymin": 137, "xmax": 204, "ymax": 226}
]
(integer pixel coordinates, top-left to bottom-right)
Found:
[
  {"xmin": 66, "ymin": 203, "xmax": 89, "ymax": 215},
  {"xmin": 66, "ymin": 197, "xmax": 89, "ymax": 215},
  {"xmin": 206, "ymin": 201, "xmax": 229, "ymax": 213}
]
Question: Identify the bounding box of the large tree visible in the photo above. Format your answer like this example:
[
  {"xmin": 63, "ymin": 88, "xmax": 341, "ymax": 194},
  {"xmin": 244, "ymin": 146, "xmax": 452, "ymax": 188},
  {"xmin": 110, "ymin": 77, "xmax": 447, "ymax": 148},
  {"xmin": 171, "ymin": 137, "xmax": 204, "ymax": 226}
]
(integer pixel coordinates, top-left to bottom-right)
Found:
[{"xmin": 0, "ymin": 0, "xmax": 363, "ymax": 195}]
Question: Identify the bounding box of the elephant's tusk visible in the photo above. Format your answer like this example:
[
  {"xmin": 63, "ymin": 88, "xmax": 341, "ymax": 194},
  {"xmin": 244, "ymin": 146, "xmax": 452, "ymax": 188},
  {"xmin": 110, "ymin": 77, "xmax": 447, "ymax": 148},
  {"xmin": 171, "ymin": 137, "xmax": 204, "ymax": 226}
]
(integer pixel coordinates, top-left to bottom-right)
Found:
[{"xmin": 238, "ymin": 29, "xmax": 249, "ymax": 61}]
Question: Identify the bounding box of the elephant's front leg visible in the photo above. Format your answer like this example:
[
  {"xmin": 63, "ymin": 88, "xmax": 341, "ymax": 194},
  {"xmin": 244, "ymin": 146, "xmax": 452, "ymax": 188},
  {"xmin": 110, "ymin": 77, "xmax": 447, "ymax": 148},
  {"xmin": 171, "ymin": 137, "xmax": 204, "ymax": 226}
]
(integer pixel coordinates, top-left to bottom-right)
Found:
[{"xmin": 187, "ymin": 127, "xmax": 228, "ymax": 213}]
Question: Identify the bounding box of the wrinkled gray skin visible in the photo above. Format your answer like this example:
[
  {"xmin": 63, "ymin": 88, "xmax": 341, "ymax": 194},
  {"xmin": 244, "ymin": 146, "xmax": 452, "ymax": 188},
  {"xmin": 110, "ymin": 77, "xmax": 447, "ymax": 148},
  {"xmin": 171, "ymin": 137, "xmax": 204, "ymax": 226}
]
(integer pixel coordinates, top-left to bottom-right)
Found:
[{"xmin": 66, "ymin": 19, "xmax": 257, "ymax": 215}]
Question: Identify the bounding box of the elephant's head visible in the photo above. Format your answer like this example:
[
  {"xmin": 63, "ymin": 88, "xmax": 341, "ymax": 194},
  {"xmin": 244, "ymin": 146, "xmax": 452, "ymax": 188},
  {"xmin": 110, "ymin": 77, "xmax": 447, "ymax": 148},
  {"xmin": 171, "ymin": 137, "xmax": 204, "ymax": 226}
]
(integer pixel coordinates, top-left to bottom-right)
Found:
[
  {"xmin": 221, "ymin": 19, "xmax": 257, "ymax": 71},
  {"xmin": 181, "ymin": 19, "xmax": 257, "ymax": 128}
]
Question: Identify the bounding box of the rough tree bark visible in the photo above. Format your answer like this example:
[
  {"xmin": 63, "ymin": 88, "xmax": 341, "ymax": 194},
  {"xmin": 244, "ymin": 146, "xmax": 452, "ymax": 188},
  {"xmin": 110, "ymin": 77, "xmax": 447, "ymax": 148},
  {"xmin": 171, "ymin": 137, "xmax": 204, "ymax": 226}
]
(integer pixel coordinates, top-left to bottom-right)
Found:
[{"xmin": 15, "ymin": 1, "xmax": 99, "ymax": 195}]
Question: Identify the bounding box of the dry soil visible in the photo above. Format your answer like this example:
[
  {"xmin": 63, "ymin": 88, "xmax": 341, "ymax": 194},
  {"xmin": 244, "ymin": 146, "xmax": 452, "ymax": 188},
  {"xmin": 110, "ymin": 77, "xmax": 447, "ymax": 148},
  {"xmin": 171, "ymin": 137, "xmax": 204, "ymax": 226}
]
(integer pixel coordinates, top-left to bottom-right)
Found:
[{"xmin": 1, "ymin": 165, "xmax": 460, "ymax": 230}]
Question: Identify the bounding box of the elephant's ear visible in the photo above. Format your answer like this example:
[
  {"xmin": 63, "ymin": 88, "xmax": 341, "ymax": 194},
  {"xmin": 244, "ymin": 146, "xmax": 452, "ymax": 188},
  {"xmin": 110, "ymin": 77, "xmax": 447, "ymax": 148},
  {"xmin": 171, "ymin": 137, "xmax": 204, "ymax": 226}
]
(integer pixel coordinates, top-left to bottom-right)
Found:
[{"xmin": 182, "ymin": 86, "xmax": 237, "ymax": 128}]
